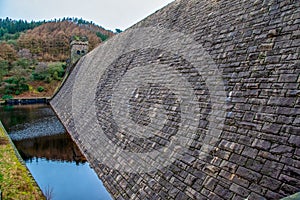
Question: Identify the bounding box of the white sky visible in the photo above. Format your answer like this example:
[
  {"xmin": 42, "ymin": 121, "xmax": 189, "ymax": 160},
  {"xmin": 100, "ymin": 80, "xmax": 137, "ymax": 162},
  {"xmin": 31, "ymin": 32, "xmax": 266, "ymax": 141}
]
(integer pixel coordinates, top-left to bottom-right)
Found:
[{"xmin": 0, "ymin": 0, "xmax": 174, "ymax": 31}]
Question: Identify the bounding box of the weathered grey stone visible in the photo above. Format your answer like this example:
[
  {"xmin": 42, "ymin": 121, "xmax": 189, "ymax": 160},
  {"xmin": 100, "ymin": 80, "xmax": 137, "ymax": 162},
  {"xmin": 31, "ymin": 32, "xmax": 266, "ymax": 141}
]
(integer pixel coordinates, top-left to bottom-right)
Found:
[
  {"xmin": 248, "ymin": 192, "xmax": 266, "ymax": 200},
  {"xmin": 258, "ymin": 150, "xmax": 282, "ymax": 161},
  {"xmin": 181, "ymin": 155, "xmax": 196, "ymax": 165},
  {"xmin": 168, "ymin": 188, "xmax": 179, "ymax": 198},
  {"xmin": 261, "ymin": 123, "xmax": 282, "ymax": 134},
  {"xmin": 282, "ymin": 166, "xmax": 300, "ymax": 180},
  {"xmin": 236, "ymin": 167, "xmax": 262, "ymax": 183},
  {"xmin": 229, "ymin": 183, "xmax": 250, "ymax": 197},
  {"xmin": 270, "ymin": 144, "xmax": 293, "ymax": 154},
  {"xmin": 259, "ymin": 176, "xmax": 282, "ymax": 190},
  {"xmin": 279, "ymin": 174, "xmax": 300, "ymax": 188},
  {"xmin": 259, "ymin": 43, "xmax": 274, "ymax": 51},
  {"xmin": 245, "ymin": 159, "xmax": 264, "ymax": 172},
  {"xmin": 214, "ymin": 185, "xmax": 233, "ymax": 199},
  {"xmin": 203, "ymin": 165, "xmax": 220, "ymax": 176},
  {"xmin": 249, "ymin": 183, "xmax": 268, "ymax": 195},
  {"xmin": 279, "ymin": 74, "xmax": 299, "ymax": 82},
  {"xmin": 265, "ymin": 190, "xmax": 284, "ymax": 200},
  {"xmin": 252, "ymin": 139, "xmax": 271, "ymax": 150},
  {"xmin": 280, "ymin": 183, "xmax": 299, "ymax": 197},
  {"xmin": 282, "ymin": 125, "xmax": 300, "ymax": 134},
  {"xmin": 232, "ymin": 176, "xmax": 250, "ymax": 188},
  {"xmin": 288, "ymin": 135, "xmax": 300, "ymax": 147},
  {"xmin": 184, "ymin": 174, "xmax": 196, "ymax": 186},
  {"xmin": 268, "ymin": 97, "xmax": 295, "ymax": 106},
  {"xmin": 175, "ymin": 191, "xmax": 189, "ymax": 200},
  {"xmin": 219, "ymin": 140, "xmax": 243, "ymax": 154},
  {"xmin": 261, "ymin": 161, "xmax": 284, "ymax": 178},
  {"xmin": 264, "ymin": 56, "xmax": 281, "ymax": 64},
  {"xmin": 229, "ymin": 153, "xmax": 247, "ymax": 166}
]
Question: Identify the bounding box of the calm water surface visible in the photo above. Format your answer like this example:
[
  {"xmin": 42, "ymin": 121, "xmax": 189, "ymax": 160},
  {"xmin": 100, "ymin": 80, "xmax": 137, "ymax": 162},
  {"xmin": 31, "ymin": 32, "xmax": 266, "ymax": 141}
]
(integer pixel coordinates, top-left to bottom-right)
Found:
[{"xmin": 0, "ymin": 104, "xmax": 112, "ymax": 200}]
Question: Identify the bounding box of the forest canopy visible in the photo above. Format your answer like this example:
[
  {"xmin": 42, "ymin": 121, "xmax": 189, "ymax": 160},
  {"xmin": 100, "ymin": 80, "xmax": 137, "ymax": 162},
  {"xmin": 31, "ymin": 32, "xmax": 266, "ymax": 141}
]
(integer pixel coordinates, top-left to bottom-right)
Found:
[{"xmin": 0, "ymin": 17, "xmax": 115, "ymax": 99}]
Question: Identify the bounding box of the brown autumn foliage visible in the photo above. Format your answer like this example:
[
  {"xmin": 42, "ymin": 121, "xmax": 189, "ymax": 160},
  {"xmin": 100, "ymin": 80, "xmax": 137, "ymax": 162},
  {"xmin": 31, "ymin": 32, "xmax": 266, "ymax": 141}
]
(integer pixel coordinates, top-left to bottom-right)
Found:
[
  {"xmin": 0, "ymin": 42, "xmax": 17, "ymax": 63},
  {"xmin": 17, "ymin": 21, "xmax": 114, "ymax": 62}
]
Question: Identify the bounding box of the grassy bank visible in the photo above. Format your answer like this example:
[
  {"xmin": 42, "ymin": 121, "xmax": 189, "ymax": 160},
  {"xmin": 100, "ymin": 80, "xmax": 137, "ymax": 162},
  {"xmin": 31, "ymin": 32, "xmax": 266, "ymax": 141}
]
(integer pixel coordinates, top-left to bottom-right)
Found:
[{"xmin": 0, "ymin": 121, "xmax": 45, "ymax": 200}]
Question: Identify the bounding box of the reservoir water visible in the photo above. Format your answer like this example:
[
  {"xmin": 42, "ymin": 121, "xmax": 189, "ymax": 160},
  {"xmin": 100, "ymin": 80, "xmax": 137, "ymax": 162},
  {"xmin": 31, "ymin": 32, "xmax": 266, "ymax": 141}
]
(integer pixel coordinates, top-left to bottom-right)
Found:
[{"xmin": 0, "ymin": 104, "xmax": 112, "ymax": 200}]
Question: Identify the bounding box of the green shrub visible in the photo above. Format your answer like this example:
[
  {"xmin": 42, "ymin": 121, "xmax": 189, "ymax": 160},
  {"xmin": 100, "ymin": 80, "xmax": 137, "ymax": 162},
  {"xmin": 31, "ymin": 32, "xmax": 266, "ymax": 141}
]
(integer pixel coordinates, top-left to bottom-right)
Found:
[
  {"xmin": 62, "ymin": 63, "xmax": 67, "ymax": 69},
  {"xmin": 2, "ymin": 94, "xmax": 13, "ymax": 100},
  {"xmin": 3, "ymin": 76, "xmax": 29, "ymax": 95},
  {"xmin": 13, "ymin": 58, "xmax": 31, "ymax": 68},
  {"xmin": 19, "ymin": 82, "xmax": 29, "ymax": 91},
  {"xmin": 32, "ymin": 72, "xmax": 46, "ymax": 81},
  {"xmin": 53, "ymin": 71, "xmax": 59, "ymax": 80},
  {"xmin": 4, "ymin": 88, "xmax": 13, "ymax": 95},
  {"xmin": 0, "ymin": 60, "xmax": 9, "ymax": 68},
  {"xmin": 4, "ymin": 77, "xmax": 18, "ymax": 84},
  {"xmin": 15, "ymin": 90, "xmax": 20, "ymax": 95},
  {"xmin": 45, "ymin": 76, "xmax": 52, "ymax": 83},
  {"xmin": 96, "ymin": 32, "xmax": 109, "ymax": 42},
  {"xmin": 0, "ymin": 60, "xmax": 9, "ymax": 81},
  {"xmin": 37, "ymin": 86, "xmax": 44, "ymax": 92},
  {"xmin": 48, "ymin": 62, "xmax": 65, "ymax": 78},
  {"xmin": 32, "ymin": 62, "xmax": 65, "ymax": 82}
]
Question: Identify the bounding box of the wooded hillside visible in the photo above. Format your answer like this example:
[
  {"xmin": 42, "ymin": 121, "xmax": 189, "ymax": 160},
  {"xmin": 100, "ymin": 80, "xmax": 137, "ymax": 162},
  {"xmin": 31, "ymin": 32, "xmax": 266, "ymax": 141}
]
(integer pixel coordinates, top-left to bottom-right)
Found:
[
  {"xmin": 0, "ymin": 18, "xmax": 115, "ymax": 99},
  {"xmin": 0, "ymin": 18, "xmax": 114, "ymax": 62}
]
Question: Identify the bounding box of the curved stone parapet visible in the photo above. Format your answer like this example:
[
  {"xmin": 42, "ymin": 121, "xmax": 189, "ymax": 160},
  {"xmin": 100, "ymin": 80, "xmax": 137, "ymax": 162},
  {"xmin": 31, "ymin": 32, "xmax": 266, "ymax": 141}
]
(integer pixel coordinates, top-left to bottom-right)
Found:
[{"xmin": 51, "ymin": 0, "xmax": 300, "ymax": 199}]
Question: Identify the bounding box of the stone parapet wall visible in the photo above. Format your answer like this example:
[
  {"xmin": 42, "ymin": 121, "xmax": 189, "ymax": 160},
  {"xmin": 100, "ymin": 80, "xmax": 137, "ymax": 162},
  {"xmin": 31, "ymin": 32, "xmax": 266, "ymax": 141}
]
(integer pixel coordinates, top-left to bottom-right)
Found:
[{"xmin": 51, "ymin": 0, "xmax": 300, "ymax": 199}]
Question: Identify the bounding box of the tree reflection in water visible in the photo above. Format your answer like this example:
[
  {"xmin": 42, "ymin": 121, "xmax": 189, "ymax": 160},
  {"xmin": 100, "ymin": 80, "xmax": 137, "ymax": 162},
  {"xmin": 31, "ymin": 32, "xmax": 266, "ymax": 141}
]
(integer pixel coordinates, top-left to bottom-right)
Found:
[{"xmin": 14, "ymin": 133, "xmax": 86, "ymax": 165}]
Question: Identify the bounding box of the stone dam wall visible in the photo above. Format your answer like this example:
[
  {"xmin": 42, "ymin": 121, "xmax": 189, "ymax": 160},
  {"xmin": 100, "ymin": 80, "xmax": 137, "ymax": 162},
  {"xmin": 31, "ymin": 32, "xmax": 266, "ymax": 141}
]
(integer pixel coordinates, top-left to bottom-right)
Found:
[{"xmin": 51, "ymin": 0, "xmax": 300, "ymax": 199}]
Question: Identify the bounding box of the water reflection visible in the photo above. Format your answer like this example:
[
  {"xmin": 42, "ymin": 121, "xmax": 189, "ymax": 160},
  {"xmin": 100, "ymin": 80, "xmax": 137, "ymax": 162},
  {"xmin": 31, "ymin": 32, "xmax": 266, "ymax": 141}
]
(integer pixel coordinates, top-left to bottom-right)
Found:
[
  {"xmin": 0, "ymin": 104, "xmax": 55, "ymax": 129},
  {"xmin": 14, "ymin": 134, "xmax": 86, "ymax": 164},
  {"xmin": 0, "ymin": 104, "xmax": 112, "ymax": 200}
]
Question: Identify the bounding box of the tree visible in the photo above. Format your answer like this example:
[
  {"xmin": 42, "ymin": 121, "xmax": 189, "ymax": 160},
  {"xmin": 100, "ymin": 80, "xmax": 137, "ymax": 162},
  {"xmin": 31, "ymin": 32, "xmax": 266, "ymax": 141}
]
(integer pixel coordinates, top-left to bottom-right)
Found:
[
  {"xmin": 0, "ymin": 42, "xmax": 17, "ymax": 63},
  {"xmin": 115, "ymin": 28, "xmax": 122, "ymax": 33}
]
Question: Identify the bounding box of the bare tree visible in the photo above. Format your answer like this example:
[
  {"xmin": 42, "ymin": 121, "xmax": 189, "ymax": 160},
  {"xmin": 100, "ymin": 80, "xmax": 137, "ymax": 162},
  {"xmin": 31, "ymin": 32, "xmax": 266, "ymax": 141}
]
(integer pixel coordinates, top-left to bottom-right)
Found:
[{"xmin": 44, "ymin": 185, "xmax": 54, "ymax": 200}]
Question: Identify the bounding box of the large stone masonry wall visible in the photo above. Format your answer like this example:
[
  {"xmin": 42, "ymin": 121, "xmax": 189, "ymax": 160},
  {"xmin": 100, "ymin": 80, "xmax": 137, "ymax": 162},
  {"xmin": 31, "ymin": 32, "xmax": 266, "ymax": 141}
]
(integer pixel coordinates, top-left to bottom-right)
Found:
[{"xmin": 51, "ymin": 0, "xmax": 300, "ymax": 199}]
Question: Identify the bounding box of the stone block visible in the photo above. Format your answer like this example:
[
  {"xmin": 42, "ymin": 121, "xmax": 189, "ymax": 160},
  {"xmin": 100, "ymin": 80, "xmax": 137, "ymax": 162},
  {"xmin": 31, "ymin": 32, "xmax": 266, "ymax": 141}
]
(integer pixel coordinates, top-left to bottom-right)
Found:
[
  {"xmin": 270, "ymin": 144, "xmax": 293, "ymax": 155},
  {"xmin": 219, "ymin": 140, "xmax": 243, "ymax": 154},
  {"xmin": 259, "ymin": 176, "xmax": 282, "ymax": 190},
  {"xmin": 265, "ymin": 56, "xmax": 281, "ymax": 64},
  {"xmin": 229, "ymin": 153, "xmax": 247, "ymax": 166},
  {"xmin": 279, "ymin": 174, "xmax": 300, "ymax": 188},
  {"xmin": 282, "ymin": 166, "xmax": 300, "ymax": 180},
  {"xmin": 280, "ymin": 183, "xmax": 299, "ymax": 196},
  {"xmin": 236, "ymin": 166, "xmax": 262, "ymax": 183},
  {"xmin": 261, "ymin": 161, "xmax": 284, "ymax": 178},
  {"xmin": 279, "ymin": 74, "xmax": 299, "ymax": 82},
  {"xmin": 229, "ymin": 183, "xmax": 250, "ymax": 197},
  {"xmin": 252, "ymin": 139, "xmax": 271, "ymax": 150},
  {"xmin": 265, "ymin": 190, "xmax": 284, "ymax": 200},
  {"xmin": 268, "ymin": 97, "xmax": 295, "ymax": 106},
  {"xmin": 214, "ymin": 185, "xmax": 233, "ymax": 199},
  {"xmin": 248, "ymin": 192, "xmax": 266, "ymax": 200},
  {"xmin": 245, "ymin": 159, "xmax": 264, "ymax": 172},
  {"xmin": 261, "ymin": 123, "xmax": 282, "ymax": 134}
]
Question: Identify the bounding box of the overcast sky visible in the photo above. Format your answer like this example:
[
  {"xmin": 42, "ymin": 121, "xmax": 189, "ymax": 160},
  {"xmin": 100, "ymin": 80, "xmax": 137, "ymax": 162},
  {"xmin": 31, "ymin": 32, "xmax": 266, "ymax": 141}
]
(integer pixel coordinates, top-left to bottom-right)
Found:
[{"xmin": 0, "ymin": 0, "xmax": 174, "ymax": 31}]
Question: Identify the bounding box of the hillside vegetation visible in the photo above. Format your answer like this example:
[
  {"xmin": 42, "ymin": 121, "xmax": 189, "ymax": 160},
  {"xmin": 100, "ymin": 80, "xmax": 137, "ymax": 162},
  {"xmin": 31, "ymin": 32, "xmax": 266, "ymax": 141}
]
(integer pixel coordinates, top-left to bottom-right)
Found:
[{"xmin": 0, "ymin": 18, "xmax": 115, "ymax": 100}]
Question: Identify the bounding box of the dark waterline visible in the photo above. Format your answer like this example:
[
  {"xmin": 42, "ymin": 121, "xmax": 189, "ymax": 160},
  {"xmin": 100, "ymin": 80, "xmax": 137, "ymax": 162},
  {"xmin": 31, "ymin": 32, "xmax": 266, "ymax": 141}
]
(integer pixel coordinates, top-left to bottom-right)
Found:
[{"xmin": 0, "ymin": 104, "xmax": 112, "ymax": 200}]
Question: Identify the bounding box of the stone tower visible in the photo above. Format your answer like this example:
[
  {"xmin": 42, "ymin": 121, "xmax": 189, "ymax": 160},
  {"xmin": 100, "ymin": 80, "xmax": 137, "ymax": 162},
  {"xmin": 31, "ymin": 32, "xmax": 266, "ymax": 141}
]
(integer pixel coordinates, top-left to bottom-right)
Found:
[{"xmin": 70, "ymin": 40, "xmax": 89, "ymax": 65}]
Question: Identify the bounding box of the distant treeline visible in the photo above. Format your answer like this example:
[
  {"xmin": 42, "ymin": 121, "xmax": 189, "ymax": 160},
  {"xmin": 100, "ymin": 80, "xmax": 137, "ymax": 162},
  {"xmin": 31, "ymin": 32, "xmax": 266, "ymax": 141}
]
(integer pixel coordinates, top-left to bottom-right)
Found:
[
  {"xmin": 0, "ymin": 17, "xmax": 112, "ymax": 41},
  {"xmin": 0, "ymin": 18, "xmax": 42, "ymax": 40}
]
